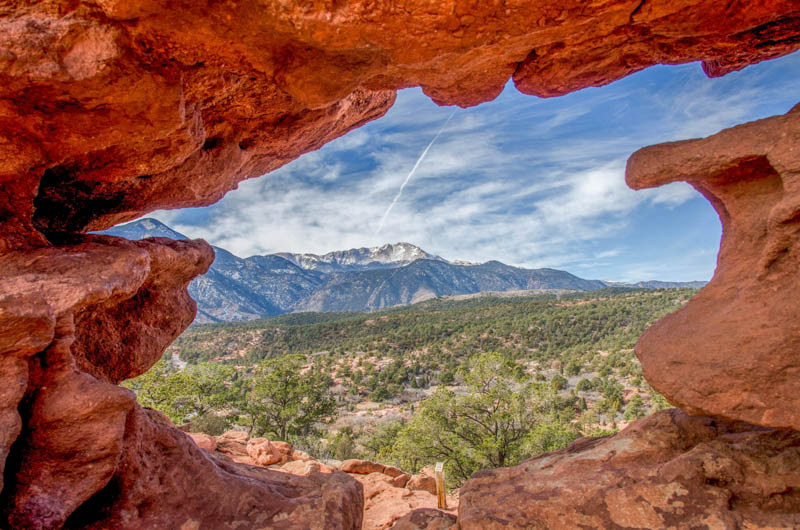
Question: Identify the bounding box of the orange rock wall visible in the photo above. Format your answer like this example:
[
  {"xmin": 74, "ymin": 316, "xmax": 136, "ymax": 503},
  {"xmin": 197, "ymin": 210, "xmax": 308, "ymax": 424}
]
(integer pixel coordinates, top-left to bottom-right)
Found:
[{"xmin": 1, "ymin": 0, "xmax": 799, "ymax": 527}]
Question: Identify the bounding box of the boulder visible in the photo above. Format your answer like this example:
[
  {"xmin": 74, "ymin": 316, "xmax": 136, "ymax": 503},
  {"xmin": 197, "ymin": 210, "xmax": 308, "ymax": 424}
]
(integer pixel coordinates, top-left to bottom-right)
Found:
[
  {"xmin": 216, "ymin": 437, "xmax": 249, "ymax": 460},
  {"xmin": 246, "ymin": 438, "xmax": 281, "ymax": 466},
  {"xmin": 219, "ymin": 430, "xmax": 249, "ymax": 443},
  {"xmin": 187, "ymin": 432, "xmax": 217, "ymax": 452},
  {"xmin": 341, "ymin": 458, "xmax": 406, "ymax": 477},
  {"xmin": 351, "ymin": 473, "xmax": 457, "ymax": 530},
  {"xmin": 382, "ymin": 465, "xmax": 405, "ymax": 478},
  {"xmin": 271, "ymin": 440, "xmax": 294, "ymax": 463},
  {"xmin": 291, "ymin": 449, "xmax": 312, "ymax": 462},
  {"xmin": 407, "ymin": 473, "xmax": 437, "ymax": 496},
  {"xmin": 341, "ymin": 459, "xmax": 387, "ymax": 475},
  {"xmin": 458, "ymin": 409, "xmax": 800, "ymax": 529},
  {"xmin": 390, "ymin": 509, "xmax": 457, "ymax": 530},
  {"xmin": 282, "ymin": 459, "xmax": 323, "ymax": 476},
  {"xmin": 390, "ymin": 473, "xmax": 410, "ymax": 489}
]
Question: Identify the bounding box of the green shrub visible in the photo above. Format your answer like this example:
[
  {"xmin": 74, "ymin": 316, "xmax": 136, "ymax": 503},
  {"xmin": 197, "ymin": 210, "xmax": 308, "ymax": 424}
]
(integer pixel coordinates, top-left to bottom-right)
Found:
[{"xmin": 551, "ymin": 374, "xmax": 568, "ymax": 391}]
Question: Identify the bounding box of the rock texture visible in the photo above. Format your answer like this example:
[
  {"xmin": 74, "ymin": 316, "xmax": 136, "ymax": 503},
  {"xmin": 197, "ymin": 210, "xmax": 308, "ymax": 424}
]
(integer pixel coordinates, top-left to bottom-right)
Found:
[
  {"xmin": 342, "ymin": 459, "xmax": 405, "ymax": 478},
  {"xmin": 69, "ymin": 408, "xmax": 363, "ymax": 530},
  {"xmin": 407, "ymin": 470, "xmax": 438, "ymax": 496},
  {"xmin": 181, "ymin": 431, "xmax": 456, "ymax": 530},
  {"xmin": 0, "ymin": 235, "xmax": 209, "ymax": 528},
  {"xmin": 390, "ymin": 509, "xmax": 457, "ymax": 530},
  {"xmin": 627, "ymin": 103, "xmax": 800, "ymax": 430},
  {"xmin": 459, "ymin": 409, "xmax": 800, "ymax": 529},
  {"xmin": 2, "ymin": 1, "xmax": 799, "ymax": 249},
  {"xmin": 0, "ymin": 235, "xmax": 364, "ymax": 529},
  {"xmin": 356, "ymin": 472, "xmax": 458, "ymax": 530},
  {"xmin": 1, "ymin": 0, "xmax": 800, "ymax": 528}
]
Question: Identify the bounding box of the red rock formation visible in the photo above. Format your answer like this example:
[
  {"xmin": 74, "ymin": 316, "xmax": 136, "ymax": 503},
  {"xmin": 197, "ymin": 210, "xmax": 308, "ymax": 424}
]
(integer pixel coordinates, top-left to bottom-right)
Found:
[
  {"xmin": 628, "ymin": 103, "xmax": 800, "ymax": 430},
  {"xmin": 459, "ymin": 409, "xmax": 800, "ymax": 529},
  {"xmin": 186, "ymin": 432, "xmax": 216, "ymax": 451},
  {"xmin": 1, "ymin": 0, "xmax": 800, "ymax": 528},
  {"xmin": 353, "ymin": 472, "xmax": 459, "ymax": 530},
  {"xmin": 180, "ymin": 431, "xmax": 457, "ymax": 529},
  {"xmin": 0, "ymin": 235, "xmax": 363, "ymax": 528},
  {"xmin": 247, "ymin": 438, "xmax": 283, "ymax": 466},
  {"xmin": 341, "ymin": 458, "xmax": 405, "ymax": 477},
  {"xmin": 407, "ymin": 470, "xmax": 438, "ymax": 496},
  {"xmin": 2, "ymin": 1, "xmax": 799, "ymax": 248},
  {"xmin": 0, "ymin": 235, "xmax": 211, "ymax": 528},
  {"xmin": 0, "ymin": 296, "xmax": 54, "ymax": 495},
  {"xmin": 70, "ymin": 407, "xmax": 363, "ymax": 529}
]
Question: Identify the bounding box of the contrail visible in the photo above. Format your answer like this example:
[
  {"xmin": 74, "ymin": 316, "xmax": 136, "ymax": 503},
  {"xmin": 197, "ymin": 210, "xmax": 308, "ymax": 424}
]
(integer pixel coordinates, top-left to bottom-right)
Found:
[{"xmin": 376, "ymin": 110, "xmax": 456, "ymax": 234}]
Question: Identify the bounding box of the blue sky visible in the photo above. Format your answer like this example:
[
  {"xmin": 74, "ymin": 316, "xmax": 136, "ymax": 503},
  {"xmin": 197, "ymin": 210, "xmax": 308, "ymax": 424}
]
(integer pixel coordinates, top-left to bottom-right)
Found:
[{"xmin": 155, "ymin": 52, "xmax": 800, "ymax": 282}]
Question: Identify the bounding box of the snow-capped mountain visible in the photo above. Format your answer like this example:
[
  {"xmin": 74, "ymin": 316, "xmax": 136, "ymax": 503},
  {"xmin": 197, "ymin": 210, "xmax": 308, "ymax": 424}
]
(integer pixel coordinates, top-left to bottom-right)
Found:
[
  {"xmin": 275, "ymin": 243, "xmax": 444, "ymax": 273},
  {"xmin": 99, "ymin": 218, "xmax": 706, "ymax": 322}
]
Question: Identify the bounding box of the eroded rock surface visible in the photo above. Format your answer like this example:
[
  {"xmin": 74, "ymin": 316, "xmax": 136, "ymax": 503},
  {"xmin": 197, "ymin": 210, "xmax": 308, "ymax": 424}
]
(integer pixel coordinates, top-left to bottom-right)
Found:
[
  {"xmin": 628, "ymin": 103, "xmax": 800, "ymax": 430},
  {"xmin": 459, "ymin": 409, "xmax": 800, "ymax": 529},
  {"xmin": 1, "ymin": 0, "xmax": 800, "ymax": 528},
  {"xmin": 0, "ymin": 235, "xmax": 212, "ymax": 528},
  {"xmin": 356, "ymin": 472, "xmax": 458, "ymax": 530},
  {"xmin": 68, "ymin": 408, "xmax": 363, "ymax": 530},
  {"xmin": 0, "ymin": 237, "xmax": 364, "ymax": 529},
  {"xmin": 2, "ymin": 1, "xmax": 799, "ymax": 248},
  {"xmin": 181, "ymin": 430, "xmax": 459, "ymax": 529}
]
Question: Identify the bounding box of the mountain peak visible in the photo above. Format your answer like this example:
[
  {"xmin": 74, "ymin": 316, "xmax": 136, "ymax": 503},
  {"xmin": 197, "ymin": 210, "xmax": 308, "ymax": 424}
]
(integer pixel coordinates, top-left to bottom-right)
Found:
[
  {"xmin": 98, "ymin": 218, "xmax": 706, "ymax": 322},
  {"xmin": 276, "ymin": 242, "xmax": 443, "ymax": 272},
  {"xmin": 368, "ymin": 242, "xmax": 433, "ymax": 262},
  {"xmin": 97, "ymin": 217, "xmax": 188, "ymax": 241}
]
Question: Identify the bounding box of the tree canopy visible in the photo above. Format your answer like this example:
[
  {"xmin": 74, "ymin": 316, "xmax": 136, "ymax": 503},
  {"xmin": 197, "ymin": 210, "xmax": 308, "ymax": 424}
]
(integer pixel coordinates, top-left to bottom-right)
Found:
[
  {"xmin": 389, "ymin": 352, "xmax": 579, "ymax": 484},
  {"xmin": 125, "ymin": 360, "xmax": 238, "ymax": 432},
  {"xmin": 242, "ymin": 354, "xmax": 337, "ymax": 441}
]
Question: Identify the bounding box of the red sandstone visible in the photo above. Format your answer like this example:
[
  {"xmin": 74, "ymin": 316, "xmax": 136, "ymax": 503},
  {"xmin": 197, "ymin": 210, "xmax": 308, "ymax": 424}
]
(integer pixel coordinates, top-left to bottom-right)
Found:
[{"xmin": 0, "ymin": 0, "xmax": 799, "ymax": 527}]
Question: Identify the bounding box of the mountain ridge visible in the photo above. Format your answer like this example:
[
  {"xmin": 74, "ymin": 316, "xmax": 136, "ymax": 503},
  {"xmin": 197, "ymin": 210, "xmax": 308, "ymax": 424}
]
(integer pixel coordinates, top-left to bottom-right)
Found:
[
  {"xmin": 276, "ymin": 242, "xmax": 446, "ymax": 273},
  {"xmin": 99, "ymin": 218, "xmax": 707, "ymax": 322}
]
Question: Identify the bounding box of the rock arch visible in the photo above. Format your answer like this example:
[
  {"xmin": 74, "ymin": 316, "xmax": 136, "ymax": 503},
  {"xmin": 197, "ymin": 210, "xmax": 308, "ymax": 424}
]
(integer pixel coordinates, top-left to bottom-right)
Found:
[{"xmin": 1, "ymin": 1, "xmax": 799, "ymax": 527}]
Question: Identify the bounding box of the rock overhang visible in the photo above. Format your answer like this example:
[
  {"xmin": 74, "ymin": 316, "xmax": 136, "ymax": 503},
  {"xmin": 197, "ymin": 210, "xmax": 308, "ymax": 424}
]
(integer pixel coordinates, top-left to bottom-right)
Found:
[{"xmin": 1, "ymin": 1, "xmax": 800, "ymax": 528}]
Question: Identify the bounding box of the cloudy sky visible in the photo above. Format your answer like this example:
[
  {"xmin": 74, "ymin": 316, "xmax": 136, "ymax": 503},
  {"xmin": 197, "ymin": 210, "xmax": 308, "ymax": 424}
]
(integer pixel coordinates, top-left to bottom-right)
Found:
[{"xmin": 155, "ymin": 52, "xmax": 800, "ymax": 282}]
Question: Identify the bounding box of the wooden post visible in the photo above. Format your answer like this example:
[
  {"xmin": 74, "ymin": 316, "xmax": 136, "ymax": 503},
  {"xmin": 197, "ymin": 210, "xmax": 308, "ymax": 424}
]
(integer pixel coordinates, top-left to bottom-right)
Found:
[{"xmin": 434, "ymin": 462, "xmax": 446, "ymax": 510}]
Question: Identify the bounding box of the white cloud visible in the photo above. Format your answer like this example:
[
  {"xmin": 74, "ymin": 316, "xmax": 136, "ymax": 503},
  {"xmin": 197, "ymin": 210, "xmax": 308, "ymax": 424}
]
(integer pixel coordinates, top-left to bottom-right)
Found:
[{"xmin": 155, "ymin": 53, "xmax": 800, "ymax": 281}]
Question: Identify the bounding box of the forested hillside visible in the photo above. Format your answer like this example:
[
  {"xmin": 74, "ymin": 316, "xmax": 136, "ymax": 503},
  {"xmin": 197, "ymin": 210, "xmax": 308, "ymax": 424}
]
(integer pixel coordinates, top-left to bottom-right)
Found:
[
  {"xmin": 130, "ymin": 288, "xmax": 692, "ymax": 484},
  {"xmin": 170, "ymin": 287, "xmax": 688, "ymax": 368}
]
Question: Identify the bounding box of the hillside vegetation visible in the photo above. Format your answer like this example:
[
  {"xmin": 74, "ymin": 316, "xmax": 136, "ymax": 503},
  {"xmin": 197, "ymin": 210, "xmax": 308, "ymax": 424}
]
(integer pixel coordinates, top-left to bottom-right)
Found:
[
  {"xmin": 172, "ymin": 287, "xmax": 685, "ymax": 365},
  {"xmin": 130, "ymin": 288, "xmax": 692, "ymax": 484}
]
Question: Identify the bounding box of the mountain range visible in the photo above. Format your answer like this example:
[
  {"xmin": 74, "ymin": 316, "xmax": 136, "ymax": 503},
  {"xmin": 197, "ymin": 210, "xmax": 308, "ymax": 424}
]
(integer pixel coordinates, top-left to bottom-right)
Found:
[{"xmin": 100, "ymin": 218, "xmax": 706, "ymax": 322}]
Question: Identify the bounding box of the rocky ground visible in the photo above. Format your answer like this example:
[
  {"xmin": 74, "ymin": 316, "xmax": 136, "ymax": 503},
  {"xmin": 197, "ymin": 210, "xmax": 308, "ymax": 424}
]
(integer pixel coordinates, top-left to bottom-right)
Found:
[
  {"xmin": 186, "ymin": 429, "xmax": 458, "ymax": 530},
  {"xmin": 187, "ymin": 408, "xmax": 800, "ymax": 529}
]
